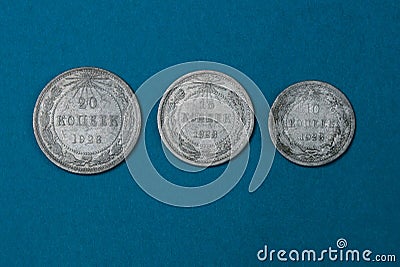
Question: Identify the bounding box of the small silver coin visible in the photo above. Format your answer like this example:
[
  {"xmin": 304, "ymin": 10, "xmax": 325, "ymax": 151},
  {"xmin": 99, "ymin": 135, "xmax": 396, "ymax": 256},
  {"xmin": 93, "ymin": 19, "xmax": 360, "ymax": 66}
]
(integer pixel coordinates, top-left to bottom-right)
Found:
[
  {"xmin": 157, "ymin": 70, "xmax": 254, "ymax": 166},
  {"xmin": 268, "ymin": 81, "xmax": 355, "ymax": 166},
  {"xmin": 33, "ymin": 67, "xmax": 141, "ymax": 174}
]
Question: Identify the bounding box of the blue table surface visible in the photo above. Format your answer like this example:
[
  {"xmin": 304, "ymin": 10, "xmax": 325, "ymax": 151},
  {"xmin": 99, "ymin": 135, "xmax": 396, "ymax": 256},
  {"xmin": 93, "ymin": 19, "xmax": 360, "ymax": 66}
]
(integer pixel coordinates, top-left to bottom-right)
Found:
[{"xmin": 0, "ymin": 1, "xmax": 399, "ymax": 266}]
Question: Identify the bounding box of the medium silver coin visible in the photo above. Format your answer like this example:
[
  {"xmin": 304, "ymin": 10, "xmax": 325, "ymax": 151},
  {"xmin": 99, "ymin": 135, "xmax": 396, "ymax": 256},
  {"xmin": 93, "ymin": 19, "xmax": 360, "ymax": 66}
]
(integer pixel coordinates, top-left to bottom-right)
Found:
[
  {"xmin": 268, "ymin": 81, "xmax": 355, "ymax": 166},
  {"xmin": 33, "ymin": 67, "xmax": 141, "ymax": 174},
  {"xmin": 157, "ymin": 70, "xmax": 254, "ymax": 166}
]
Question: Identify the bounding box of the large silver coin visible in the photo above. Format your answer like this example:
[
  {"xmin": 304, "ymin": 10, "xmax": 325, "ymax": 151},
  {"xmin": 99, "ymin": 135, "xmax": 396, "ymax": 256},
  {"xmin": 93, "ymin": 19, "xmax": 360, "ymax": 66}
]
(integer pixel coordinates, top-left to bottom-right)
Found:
[
  {"xmin": 157, "ymin": 70, "xmax": 254, "ymax": 166},
  {"xmin": 268, "ymin": 81, "xmax": 355, "ymax": 166},
  {"xmin": 33, "ymin": 67, "xmax": 141, "ymax": 174}
]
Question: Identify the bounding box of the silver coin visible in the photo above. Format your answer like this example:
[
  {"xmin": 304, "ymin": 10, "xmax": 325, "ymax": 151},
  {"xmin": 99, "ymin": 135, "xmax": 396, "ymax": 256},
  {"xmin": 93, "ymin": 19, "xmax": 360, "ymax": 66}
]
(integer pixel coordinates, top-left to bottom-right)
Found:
[
  {"xmin": 33, "ymin": 67, "xmax": 141, "ymax": 174},
  {"xmin": 268, "ymin": 81, "xmax": 355, "ymax": 166},
  {"xmin": 157, "ymin": 70, "xmax": 254, "ymax": 166}
]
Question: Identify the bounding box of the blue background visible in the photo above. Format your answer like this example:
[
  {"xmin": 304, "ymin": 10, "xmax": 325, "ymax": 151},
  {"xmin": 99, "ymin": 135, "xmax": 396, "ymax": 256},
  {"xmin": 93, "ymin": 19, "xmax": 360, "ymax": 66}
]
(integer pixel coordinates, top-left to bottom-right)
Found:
[{"xmin": 0, "ymin": 0, "xmax": 399, "ymax": 266}]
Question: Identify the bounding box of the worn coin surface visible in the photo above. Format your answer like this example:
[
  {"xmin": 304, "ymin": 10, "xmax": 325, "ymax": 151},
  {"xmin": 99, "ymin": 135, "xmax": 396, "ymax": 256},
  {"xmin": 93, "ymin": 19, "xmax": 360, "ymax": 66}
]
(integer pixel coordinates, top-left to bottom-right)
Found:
[
  {"xmin": 268, "ymin": 81, "xmax": 355, "ymax": 166},
  {"xmin": 157, "ymin": 70, "xmax": 254, "ymax": 166},
  {"xmin": 33, "ymin": 67, "xmax": 141, "ymax": 174}
]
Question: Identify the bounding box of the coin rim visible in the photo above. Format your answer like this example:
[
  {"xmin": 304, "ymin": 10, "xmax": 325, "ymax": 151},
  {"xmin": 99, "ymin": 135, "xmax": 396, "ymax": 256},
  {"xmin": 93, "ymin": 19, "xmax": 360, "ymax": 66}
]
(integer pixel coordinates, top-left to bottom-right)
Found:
[
  {"xmin": 157, "ymin": 70, "xmax": 255, "ymax": 167},
  {"xmin": 33, "ymin": 67, "xmax": 141, "ymax": 174},
  {"xmin": 268, "ymin": 80, "xmax": 356, "ymax": 167}
]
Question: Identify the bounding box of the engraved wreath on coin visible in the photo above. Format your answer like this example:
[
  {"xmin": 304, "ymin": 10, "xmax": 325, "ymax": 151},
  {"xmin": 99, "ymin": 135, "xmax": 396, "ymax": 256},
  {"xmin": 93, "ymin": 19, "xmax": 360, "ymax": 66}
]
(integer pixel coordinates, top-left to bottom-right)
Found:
[
  {"xmin": 33, "ymin": 67, "xmax": 141, "ymax": 174},
  {"xmin": 158, "ymin": 70, "xmax": 254, "ymax": 166},
  {"xmin": 268, "ymin": 81, "xmax": 355, "ymax": 166}
]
